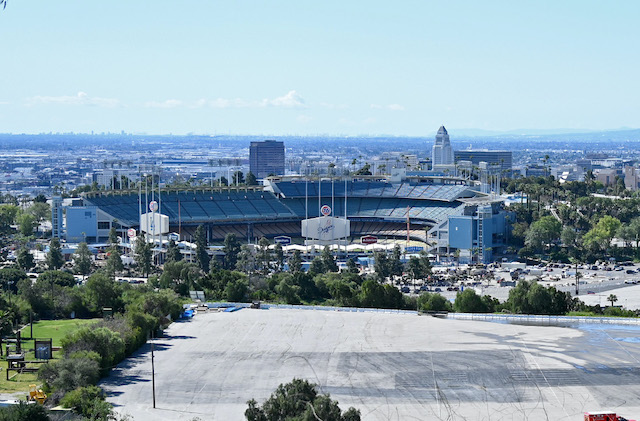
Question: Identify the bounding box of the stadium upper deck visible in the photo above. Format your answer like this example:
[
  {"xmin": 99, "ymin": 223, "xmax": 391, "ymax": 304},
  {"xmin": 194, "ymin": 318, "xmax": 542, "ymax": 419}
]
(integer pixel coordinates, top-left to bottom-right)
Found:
[{"xmin": 75, "ymin": 179, "xmax": 486, "ymax": 242}]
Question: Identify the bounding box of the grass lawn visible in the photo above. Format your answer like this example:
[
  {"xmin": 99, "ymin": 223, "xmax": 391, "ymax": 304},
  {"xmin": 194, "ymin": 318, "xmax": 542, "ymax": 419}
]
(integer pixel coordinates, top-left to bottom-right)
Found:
[{"xmin": 0, "ymin": 318, "xmax": 100, "ymax": 395}]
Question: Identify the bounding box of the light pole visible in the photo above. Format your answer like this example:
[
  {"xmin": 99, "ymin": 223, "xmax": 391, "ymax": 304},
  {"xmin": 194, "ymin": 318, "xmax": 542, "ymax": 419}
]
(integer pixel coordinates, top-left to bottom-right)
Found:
[{"xmin": 151, "ymin": 338, "xmax": 156, "ymax": 409}]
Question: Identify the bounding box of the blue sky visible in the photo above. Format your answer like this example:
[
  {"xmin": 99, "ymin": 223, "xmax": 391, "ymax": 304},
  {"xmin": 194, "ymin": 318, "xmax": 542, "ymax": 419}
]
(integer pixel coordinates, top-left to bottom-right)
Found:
[{"xmin": 0, "ymin": 1, "xmax": 638, "ymax": 135}]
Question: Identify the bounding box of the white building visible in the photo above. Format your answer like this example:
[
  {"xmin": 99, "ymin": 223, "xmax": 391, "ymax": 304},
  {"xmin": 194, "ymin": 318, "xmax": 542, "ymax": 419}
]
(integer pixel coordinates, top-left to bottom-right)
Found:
[{"xmin": 431, "ymin": 126, "xmax": 453, "ymax": 170}]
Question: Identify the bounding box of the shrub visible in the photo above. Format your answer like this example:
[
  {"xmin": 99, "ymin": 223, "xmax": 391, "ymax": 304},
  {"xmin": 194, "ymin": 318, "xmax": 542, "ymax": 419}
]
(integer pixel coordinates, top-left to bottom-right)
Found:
[
  {"xmin": 245, "ymin": 378, "xmax": 360, "ymax": 421},
  {"xmin": 38, "ymin": 357, "xmax": 100, "ymax": 396},
  {"xmin": 61, "ymin": 327, "xmax": 125, "ymax": 371},
  {"xmin": 60, "ymin": 385, "xmax": 110, "ymax": 420},
  {"xmin": 0, "ymin": 402, "xmax": 49, "ymax": 421}
]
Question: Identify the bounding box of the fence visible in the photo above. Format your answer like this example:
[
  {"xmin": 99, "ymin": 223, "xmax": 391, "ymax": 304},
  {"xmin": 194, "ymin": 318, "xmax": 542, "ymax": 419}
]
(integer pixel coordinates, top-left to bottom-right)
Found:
[{"xmin": 204, "ymin": 302, "xmax": 640, "ymax": 326}]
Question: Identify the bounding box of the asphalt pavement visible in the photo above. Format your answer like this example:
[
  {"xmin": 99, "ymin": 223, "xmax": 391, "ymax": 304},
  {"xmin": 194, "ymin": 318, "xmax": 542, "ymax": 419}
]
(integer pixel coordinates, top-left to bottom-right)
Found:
[{"xmin": 101, "ymin": 308, "xmax": 640, "ymax": 421}]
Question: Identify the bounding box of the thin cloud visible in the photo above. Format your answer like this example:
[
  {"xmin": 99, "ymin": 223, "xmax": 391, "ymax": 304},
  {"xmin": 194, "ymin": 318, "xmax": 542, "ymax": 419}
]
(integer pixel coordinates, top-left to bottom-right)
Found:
[
  {"xmin": 144, "ymin": 99, "xmax": 183, "ymax": 109},
  {"xmin": 158, "ymin": 91, "xmax": 307, "ymax": 110},
  {"xmin": 370, "ymin": 103, "xmax": 405, "ymax": 111},
  {"xmin": 26, "ymin": 91, "xmax": 119, "ymax": 108}
]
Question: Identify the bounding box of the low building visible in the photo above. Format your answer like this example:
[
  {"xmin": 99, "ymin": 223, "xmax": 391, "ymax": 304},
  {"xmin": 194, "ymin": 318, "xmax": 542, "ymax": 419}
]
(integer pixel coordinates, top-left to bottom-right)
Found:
[
  {"xmin": 429, "ymin": 200, "xmax": 511, "ymax": 264},
  {"xmin": 624, "ymin": 166, "xmax": 640, "ymax": 191}
]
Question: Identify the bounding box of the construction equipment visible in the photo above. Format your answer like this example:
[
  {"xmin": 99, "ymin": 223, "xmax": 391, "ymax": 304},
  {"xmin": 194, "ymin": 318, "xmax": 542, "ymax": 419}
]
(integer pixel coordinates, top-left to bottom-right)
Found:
[
  {"xmin": 28, "ymin": 384, "xmax": 47, "ymax": 404},
  {"xmin": 584, "ymin": 412, "xmax": 635, "ymax": 421}
]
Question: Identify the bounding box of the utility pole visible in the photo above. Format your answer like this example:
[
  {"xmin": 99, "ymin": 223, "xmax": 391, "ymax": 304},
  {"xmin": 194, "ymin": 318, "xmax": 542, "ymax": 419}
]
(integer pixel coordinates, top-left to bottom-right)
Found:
[
  {"xmin": 575, "ymin": 260, "xmax": 579, "ymax": 296},
  {"xmin": 151, "ymin": 340, "xmax": 156, "ymax": 408}
]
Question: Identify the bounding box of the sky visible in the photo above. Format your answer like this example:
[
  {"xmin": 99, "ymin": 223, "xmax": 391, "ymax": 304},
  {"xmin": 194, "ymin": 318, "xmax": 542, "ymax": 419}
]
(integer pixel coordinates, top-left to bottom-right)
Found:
[{"xmin": 0, "ymin": 1, "xmax": 639, "ymax": 136}]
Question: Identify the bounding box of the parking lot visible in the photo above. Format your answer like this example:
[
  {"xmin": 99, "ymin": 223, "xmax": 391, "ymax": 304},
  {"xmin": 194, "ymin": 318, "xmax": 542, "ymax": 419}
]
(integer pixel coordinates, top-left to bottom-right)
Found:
[
  {"xmin": 101, "ymin": 308, "xmax": 640, "ymax": 421},
  {"xmin": 397, "ymin": 261, "xmax": 640, "ymax": 305}
]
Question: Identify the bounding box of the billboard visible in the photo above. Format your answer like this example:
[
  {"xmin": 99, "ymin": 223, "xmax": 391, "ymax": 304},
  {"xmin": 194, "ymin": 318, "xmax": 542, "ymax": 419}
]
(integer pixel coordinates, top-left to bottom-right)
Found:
[
  {"xmin": 140, "ymin": 212, "xmax": 169, "ymax": 234},
  {"xmin": 361, "ymin": 235, "xmax": 378, "ymax": 244},
  {"xmin": 302, "ymin": 216, "xmax": 350, "ymax": 241},
  {"xmin": 274, "ymin": 236, "xmax": 292, "ymax": 245}
]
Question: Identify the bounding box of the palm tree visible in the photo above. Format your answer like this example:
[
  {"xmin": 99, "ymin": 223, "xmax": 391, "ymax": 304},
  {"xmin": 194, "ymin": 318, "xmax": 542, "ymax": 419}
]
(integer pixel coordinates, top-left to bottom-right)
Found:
[{"xmin": 608, "ymin": 294, "xmax": 618, "ymax": 307}]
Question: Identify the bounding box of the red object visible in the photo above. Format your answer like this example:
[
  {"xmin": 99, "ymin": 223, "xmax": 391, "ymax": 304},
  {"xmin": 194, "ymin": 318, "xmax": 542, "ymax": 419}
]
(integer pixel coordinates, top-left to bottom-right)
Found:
[
  {"xmin": 361, "ymin": 235, "xmax": 378, "ymax": 245},
  {"xmin": 584, "ymin": 412, "xmax": 634, "ymax": 421}
]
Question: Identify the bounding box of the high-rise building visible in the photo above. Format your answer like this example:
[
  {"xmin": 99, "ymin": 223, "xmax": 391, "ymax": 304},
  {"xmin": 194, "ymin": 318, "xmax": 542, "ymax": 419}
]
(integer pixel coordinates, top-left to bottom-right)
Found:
[
  {"xmin": 431, "ymin": 126, "xmax": 453, "ymax": 170},
  {"xmin": 250, "ymin": 140, "xmax": 285, "ymax": 178},
  {"xmin": 453, "ymin": 150, "xmax": 513, "ymax": 172}
]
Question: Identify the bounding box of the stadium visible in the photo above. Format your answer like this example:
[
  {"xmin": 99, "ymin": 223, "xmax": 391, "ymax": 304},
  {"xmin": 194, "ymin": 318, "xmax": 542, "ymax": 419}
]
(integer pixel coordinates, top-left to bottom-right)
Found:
[{"xmin": 62, "ymin": 175, "xmax": 510, "ymax": 262}]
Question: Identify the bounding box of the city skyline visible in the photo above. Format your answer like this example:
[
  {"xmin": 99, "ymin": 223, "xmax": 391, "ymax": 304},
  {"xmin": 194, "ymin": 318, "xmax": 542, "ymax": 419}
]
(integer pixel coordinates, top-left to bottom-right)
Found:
[{"xmin": 0, "ymin": 1, "xmax": 638, "ymax": 135}]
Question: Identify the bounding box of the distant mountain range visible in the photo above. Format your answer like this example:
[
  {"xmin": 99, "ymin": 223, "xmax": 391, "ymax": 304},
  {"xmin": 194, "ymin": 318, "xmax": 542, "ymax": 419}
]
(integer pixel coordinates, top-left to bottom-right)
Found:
[{"xmin": 443, "ymin": 127, "xmax": 640, "ymax": 137}]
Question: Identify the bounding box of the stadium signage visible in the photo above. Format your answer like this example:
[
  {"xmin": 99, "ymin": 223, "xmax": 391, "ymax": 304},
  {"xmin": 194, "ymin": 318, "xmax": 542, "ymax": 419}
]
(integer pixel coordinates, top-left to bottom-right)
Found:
[
  {"xmin": 302, "ymin": 216, "xmax": 350, "ymax": 241},
  {"xmin": 406, "ymin": 246, "xmax": 424, "ymax": 253},
  {"xmin": 127, "ymin": 228, "xmax": 136, "ymax": 238},
  {"xmin": 320, "ymin": 205, "xmax": 331, "ymax": 216},
  {"xmin": 274, "ymin": 236, "xmax": 291, "ymax": 245},
  {"xmin": 361, "ymin": 235, "xmax": 378, "ymax": 245},
  {"xmin": 149, "ymin": 200, "xmax": 159, "ymax": 212}
]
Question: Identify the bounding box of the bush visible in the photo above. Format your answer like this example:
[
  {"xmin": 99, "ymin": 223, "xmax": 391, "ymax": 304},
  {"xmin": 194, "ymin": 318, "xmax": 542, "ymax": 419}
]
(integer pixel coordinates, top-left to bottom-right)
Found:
[
  {"xmin": 61, "ymin": 326, "xmax": 126, "ymax": 371},
  {"xmin": 0, "ymin": 402, "xmax": 49, "ymax": 421},
  {"xmin": 454, "ymin": 289, "xmax": 489, "ymax": 313},
  {"xmin": 245, "ymin": 378, "xmax": 360, "ymax": 421},
  {"xmin": 60, "ymin": 385, "xmax": 110, "ymax": 419},
  {"xmin": 418, "ymin": 292, "xmax": 452, "ymax": 312},
  {"xmin": 38, "ymin": 357, "xmax": 100, "ymax": 397}
]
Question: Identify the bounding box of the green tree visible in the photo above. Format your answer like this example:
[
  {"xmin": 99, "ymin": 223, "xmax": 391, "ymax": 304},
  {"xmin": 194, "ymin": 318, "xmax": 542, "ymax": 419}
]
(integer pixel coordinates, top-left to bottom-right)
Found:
[
  {"xmin": 321, "ymin": 246, "xmax": 338, "ymax": 272},
  {"xmin": 454, "ymin": 289, "xmax": 489, "ymax": 313},
  {"xmin": 245, "ymin": 378, "xmax": 360, "ymax": 421},
  {"xmin": 608, "ymin": 294, "xmax": 618, "ymax": 307},
  {"xmin": 257, "ymin": 237, "xmax": 272, "ymax": 274},
  {"xmin": 288, "ymin": 249, "xmax": 303, "ymax": 273},
  {"xmin": 16, "ymin": 247, "xmax": 35, "ymax": 272},
  {"xmin": 166, "ymin": 239, "xmax": 182, "ymax": 262},
  {"xmin": 17, "ymin": 213, "xmax": 36, "ymax": 236},
  {"xmin": 236, "ymin": 244, "xmax": 256, "ymax": 273},
  {"xmin": 346, "ymin": 258, "xmax": 359, "ymax": 274},
  {"xmin": 524, "ymin": 215, "xmax": 562, "ymax": 251},
  {"xmin": 373, "ymin": 251, "xmax": 390, "ymax": 281},
  {"xmin": 74, "ymin": 242, "xmax": 93, "ymax": 278},
  {"xmin": 583, "ymin": 215, "xmax": 621, "ymax": 252},
  {"xmin": 0, "ymin": 204, "xmax": 19, "ymax": 233},
  {"xmin": 195, "ymin": 225, "xmax": 210, "ymax": 272},
  {"xmin": 105, "ymin": 246, "xmax": 124, "ymax": 277},
  {"xmin": 224, "ymin": 279, "xmax": 248, "ymax": 302},
  {"xmin": 354, "ymin": 163, "xmax": 372, "ymax": 176},
  {"xmin": 223, "ymin": 233, "xmax": 241, "ymax": 270},
  {"xmin": 233, "ymin": 170, "xmax": 245, "ymax": 184},
  {"xmin": 47, "ymin": 237, "xmax": 64, "ymax": 270},
  {"xmin": 390, "ymin": 245, "xmax": 403, "ymax": 277},
  {"xmin": 407, "ymin": 252, "xmax": 431, "ymax": 281},
  {"xmin": 418, "ymin": 292, "xmax": 452, "ymax": 312},
  {"xmin": 309, "ymin": 256, "xmax": 325, "ymax": 274},
  {"xmin": 108, "ymin": 226, "xmax": 118, "ymax": 246},
  {"xmin": 273, "ymin": 243, "xmax": 284, "ymax": 272},
  {"xmin": 246, "ymin": 171, "xmax": 258, "ymax": 186},
  {"xmin": 275, "ymin": 279, "xmax": 301, "ymax": 304},
  {"xmin": 84, "ymin": 272, "xmax": 122, "ymax": 313},
  {"xmin": 135, "ymin": 234, "xmax": 153, "ymax": 277}
]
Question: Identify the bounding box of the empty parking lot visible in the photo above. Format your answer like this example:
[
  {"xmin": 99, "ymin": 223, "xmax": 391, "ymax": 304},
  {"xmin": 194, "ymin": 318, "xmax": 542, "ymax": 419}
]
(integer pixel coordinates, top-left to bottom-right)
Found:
[{"xmin": 101, "ymin": 308, "xmax": 640, "ymax": 420}]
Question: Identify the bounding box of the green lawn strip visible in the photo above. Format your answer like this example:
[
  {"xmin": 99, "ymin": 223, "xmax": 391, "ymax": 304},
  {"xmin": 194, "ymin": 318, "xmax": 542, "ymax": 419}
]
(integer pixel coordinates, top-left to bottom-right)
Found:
[{"xmin": 0, "ymin": 318, "xmax": 100, "ymax": 395}]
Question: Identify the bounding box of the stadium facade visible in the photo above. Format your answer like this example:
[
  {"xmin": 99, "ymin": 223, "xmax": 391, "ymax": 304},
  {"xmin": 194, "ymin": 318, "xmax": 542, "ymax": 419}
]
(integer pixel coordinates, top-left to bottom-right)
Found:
[{"xmin": 62, "ymin": 175, "xmax": 511, "ymax": 263}]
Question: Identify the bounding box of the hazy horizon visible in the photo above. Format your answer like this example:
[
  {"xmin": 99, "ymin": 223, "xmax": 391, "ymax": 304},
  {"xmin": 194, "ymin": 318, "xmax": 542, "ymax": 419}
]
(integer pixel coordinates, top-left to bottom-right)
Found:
[{"xmin": 1, "ymin": 1, "xmax": 638, "ymax": 135}]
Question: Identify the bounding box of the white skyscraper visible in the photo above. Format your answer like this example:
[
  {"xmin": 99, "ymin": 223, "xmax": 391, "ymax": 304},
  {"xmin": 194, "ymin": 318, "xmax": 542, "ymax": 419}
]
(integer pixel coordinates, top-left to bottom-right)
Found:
[{"xmin": 431, "ymin": 125, "xmax": 453, "ymax": 170}]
